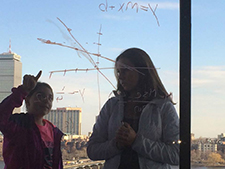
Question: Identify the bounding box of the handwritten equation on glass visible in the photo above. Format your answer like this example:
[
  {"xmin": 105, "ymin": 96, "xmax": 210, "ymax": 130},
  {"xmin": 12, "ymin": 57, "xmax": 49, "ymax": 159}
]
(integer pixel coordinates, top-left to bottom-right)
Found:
[
  {"xmin": 56, "ymin": 87, "xmax": 85, "ymax": 103},
  {"xmin": 99, "ymin": 0, "xmax": 160, "ymax": 26},
  {"xmin": 38, "ymin": 1, "xmax": 161, "ymax": 105}
]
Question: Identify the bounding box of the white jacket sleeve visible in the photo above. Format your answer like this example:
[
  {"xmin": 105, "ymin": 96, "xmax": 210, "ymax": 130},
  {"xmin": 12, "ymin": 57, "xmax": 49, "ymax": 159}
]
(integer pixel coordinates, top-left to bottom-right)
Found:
[
  {"xmin": 87, "ymin": 98, "xmax": 122, "ymax": 160},
  {"xmin": 132, "ymin": 101, "xmax": 180, "ymax": 165}
]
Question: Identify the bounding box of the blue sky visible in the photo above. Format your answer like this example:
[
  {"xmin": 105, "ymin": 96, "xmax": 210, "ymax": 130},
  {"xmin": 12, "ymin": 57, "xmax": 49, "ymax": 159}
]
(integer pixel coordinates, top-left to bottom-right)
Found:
[{"xmin": 0, "ymin": 0, "xmax": 224, "ymax": 138}]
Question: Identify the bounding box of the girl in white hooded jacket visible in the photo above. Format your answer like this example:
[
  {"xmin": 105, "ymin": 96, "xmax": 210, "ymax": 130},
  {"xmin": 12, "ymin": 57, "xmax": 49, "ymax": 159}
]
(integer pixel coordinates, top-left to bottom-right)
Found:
[{"xmin": 87, "ymin": 48, "xmax": 179, "ymax": 169}]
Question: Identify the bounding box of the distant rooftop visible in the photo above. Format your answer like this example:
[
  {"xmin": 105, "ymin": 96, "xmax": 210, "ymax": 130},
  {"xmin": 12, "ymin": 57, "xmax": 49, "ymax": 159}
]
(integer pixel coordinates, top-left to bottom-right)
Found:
[
  {"xmin": 55, "ymin": 107, "xmax": 82, "ymax": 111},
  {"xmin": 0, "ymin": 52, "xmax": 21, "ymax": 61}
]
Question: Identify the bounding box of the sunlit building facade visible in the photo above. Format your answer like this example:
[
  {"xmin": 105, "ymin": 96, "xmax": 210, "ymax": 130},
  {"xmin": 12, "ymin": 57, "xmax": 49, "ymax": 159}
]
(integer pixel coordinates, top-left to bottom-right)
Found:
[
  {"xmin": 198, "ymin": 143, "xmax": 217, "ymax": 152},
  {"xmin": 0, "ymin": 52, "xmax": 22, "ymax": 114},
  {"xmin": 45, "ymin": 107, "xmax": 82, "ymax": 135}
]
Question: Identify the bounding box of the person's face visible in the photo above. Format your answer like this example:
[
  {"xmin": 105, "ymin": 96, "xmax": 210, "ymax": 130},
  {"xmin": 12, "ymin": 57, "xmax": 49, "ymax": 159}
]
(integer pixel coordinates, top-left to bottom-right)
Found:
[
  {"xmin": 26, "ymin": 86, "xmax": 53, "ymax": 117},
  {"xmin": 116, "ymin": 57, "xmax": 139, "ymax": 93}
]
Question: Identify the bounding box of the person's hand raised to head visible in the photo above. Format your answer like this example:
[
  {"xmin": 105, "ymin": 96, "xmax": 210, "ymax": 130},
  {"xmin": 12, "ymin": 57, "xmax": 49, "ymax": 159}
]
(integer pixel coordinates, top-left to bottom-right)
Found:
[{"xmin": 22, "ymin": 71, "xmax": 42, "ymax": 93}]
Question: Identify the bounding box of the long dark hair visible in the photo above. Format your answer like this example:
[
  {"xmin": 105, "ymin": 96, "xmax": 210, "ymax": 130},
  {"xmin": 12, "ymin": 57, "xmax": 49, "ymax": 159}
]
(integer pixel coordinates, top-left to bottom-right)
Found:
[{"xmin": 114, "ymin": 48, "xmax": 173, "ymax": 103}]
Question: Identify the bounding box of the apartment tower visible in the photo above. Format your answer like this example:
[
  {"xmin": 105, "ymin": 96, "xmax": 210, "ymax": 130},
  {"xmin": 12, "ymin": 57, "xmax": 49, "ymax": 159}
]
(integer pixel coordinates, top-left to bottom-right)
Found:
[{"xmin": 45, "ymin": 107, "xmax": 82, "ymax": 135}]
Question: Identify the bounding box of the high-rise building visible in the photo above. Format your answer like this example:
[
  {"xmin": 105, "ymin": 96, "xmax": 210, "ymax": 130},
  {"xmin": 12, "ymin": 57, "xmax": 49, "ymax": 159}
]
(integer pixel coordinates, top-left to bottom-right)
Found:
[
  {"xmin": 0, "ymin": 52, "xmax": 22, "ymax": 114},
  {"xmin": 45, "ymin": 107, "xmax": 82, "ymax": 135}
]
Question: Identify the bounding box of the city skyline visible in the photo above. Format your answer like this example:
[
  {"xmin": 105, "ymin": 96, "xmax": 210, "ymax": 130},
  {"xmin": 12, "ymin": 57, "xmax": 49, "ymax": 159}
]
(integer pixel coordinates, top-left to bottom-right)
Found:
[{"xmin": 1, "ymin": 0, "xmax": 225, "ymax": 137}]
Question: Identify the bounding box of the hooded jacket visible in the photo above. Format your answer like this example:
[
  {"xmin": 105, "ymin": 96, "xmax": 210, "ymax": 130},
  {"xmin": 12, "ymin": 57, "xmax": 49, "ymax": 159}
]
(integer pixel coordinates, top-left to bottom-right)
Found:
[
  {"xmin": 87, "ymin": 94, "xmax": 179, "ymax": 169},
  {"xmin": 0, "ymin": 86, "xmax": 64, "ymax": 169}
]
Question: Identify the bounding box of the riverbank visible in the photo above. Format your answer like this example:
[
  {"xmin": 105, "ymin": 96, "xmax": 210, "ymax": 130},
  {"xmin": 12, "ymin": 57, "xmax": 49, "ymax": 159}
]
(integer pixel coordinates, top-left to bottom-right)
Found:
[
  {"xmin": 0, "ymin": 159, "xmax": 224, "ymax": 168},
  {"xmin": 192, "ymin": 162, "xmax": 225, "ymax": 168}
]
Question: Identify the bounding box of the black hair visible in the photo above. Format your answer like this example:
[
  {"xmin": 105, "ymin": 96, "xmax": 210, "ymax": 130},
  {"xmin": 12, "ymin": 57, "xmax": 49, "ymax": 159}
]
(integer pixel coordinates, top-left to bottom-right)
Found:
[{"xmin": 26, "ymin": 82, "xmax": 53, "ymax": 98}]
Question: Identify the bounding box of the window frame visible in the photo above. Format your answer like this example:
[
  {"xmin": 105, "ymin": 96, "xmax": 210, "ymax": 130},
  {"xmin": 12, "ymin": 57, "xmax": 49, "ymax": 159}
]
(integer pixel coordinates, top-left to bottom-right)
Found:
[{"xmin": 179, "ymin": 0, "xmax": 191, "ymax": 168}]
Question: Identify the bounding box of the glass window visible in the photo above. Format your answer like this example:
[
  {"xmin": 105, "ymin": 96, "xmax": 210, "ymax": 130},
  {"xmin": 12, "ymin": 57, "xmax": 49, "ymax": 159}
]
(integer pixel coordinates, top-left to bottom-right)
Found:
[{"xmin": 1, "ymin": 0, "xmax": 183, "ymax": 168}]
